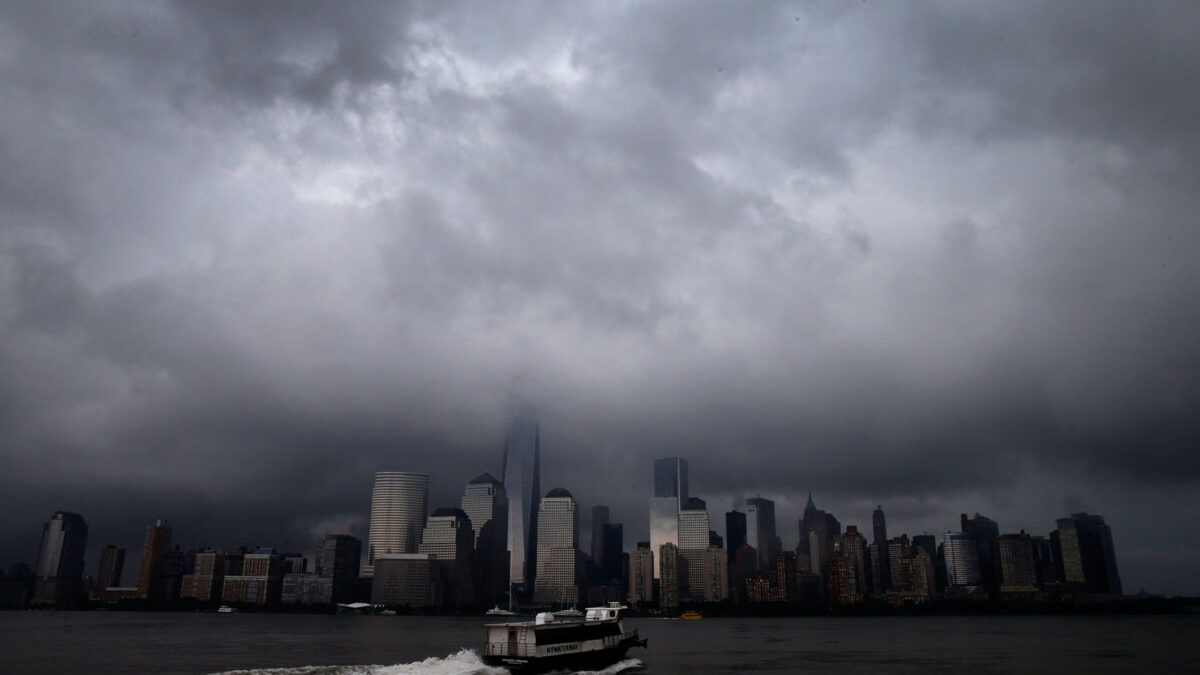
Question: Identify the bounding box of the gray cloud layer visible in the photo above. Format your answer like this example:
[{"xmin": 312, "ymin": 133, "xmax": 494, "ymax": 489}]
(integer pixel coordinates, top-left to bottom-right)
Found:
[{"xmin": 2, "ymin": 1, "xmax": 1198, "ymax": 593}]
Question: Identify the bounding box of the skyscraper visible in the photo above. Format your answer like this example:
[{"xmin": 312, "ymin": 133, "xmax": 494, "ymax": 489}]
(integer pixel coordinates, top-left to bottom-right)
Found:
[
  {"xmin": 461, "ymin": 472, "xmax": 508, "ymax": 604},
  {"xmin": 137, "ymin": 519, "xmax": 172, "ymax": 601},
  {"xmin": 872, "ymin": 506, "xmax": 890, "ymax": 592},
  {"xmin": 943, "ymin": 532, "xmax": 982, "ymax": 588},
  {"xmin": 503, "ymin": 415, "xmax": 541, "ymax": 588},
  {"xmin": 650, "ymin": 457, "xmax": 688, "ymax": 579},
  {"xmin": 33, "ymin": 511, "xmax": 88, "ymax": 608},
  {"xmin": 97, "ymin": 545, "xmax": 125, "ymax": 590},
  {"xmin": 591, "ymin": 505, "xmax": 610, "ymax": 567},
  {"xmin": 533, "ymin": 488, "xmax": 581, "ymax": 606},
  {"xmin": 316, "ymin": 534, "xmax": 361, "ymax": 604},
  {"xmin": 961, "ymin": 513, "xmax": 1000, "ymax": 598},
  {"xmin": 363, "ymin": 471, "xmax": 430, "ymax": 577},
  {"xmin": 726, "ymin": 509, "xmax": 746, "ymax": 565},
  {"xmin": 746, "ymin": 497, "xmax": 779, "ymax": 574},
  {"xmin": 600, "ymin": 522, "xmax": 624, "ymax": 583},
  {"xmin": 800, "ymin": 494, "xmax": 839, "ymax": 576},
  {"xmin": 659, "ymin": 542, "xmax": 683, "ymax": 611},
  {"xmin": 628, "ymin": 542, "xmax": 654, "ymax": 607},
  {"xmin": 1054, "ymin": 512, "xmax": 1122, "ymax": 595},
  {"xmin": 839, "ymin": 526, "xmax": 870, "ymax": 599},
  {"xmin": 419, "ymin": 508, "xmax": 476, "ymax": 608},
  {"xmin": 998, "ymin": 532, "xmax": 1038, "ymax": 592},
  {"xmin": 677, "ymin": 497, "xmax": 710, "ymax": 601}
]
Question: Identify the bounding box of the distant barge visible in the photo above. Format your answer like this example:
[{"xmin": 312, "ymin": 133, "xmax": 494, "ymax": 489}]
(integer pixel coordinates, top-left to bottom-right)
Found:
[{"xmin": 482, "ymin": 602, "xmax": 647, "ymax": 672}]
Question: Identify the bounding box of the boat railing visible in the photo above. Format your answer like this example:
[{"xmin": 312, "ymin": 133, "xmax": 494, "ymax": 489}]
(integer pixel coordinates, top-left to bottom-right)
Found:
[{"xmin": 485, "ymin": 641, "xmax": 537, "ymax": 658}]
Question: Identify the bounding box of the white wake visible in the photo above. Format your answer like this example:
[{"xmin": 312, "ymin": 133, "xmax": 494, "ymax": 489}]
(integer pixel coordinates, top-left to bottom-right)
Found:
[{"xmin": 213, "ymin": 649, "xmax": 643, "ymax": 675}]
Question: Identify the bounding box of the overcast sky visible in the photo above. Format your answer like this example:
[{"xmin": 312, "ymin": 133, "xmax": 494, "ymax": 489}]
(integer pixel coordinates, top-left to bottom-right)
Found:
[{"xmin": 2, "ymin": 1, "xmax": 1198, "ymax": 595}]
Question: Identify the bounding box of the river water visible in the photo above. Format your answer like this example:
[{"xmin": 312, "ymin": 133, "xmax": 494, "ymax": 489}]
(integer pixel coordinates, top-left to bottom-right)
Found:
[{"xmin": 1, "ymin": 612, "xmax": 1197, "ymax": 673}]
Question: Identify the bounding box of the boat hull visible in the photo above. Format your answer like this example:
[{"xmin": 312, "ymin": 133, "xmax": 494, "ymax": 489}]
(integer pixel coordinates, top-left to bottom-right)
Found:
[{"xmin": 482, "ymin": 636, "xmax": 645, "ymax": 673}]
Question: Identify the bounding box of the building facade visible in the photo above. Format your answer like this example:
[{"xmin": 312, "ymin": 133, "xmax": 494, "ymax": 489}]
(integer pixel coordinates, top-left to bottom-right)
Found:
[
  {"xmin": 372, "ymin": 553, "xmax": 442, "ymax": 607},
  {"xmin": 872, "ymin": 506, "xmax": 890, "ymax": 592},
  {"xmin": 461, "ymin": 473, "xmax": 508, "ymax": 605},
  {"xmin": 97, "ymin": 545, "xmax": 125, "ymax": 590},
  {"xmin": 136, "ymin": 519, "xmax": 172, "ymax": 601},
  {"xmin": 418, "ymin": 507, "xmax": 476, "ymax": 608},
  {"xmin": 650, "ymin": 457, "xmax": 688, "ymax": 579},
  {"xmin": 1054, "ymin": 512, "xmax": 1121, "ymax": 595},
  {"xmin": 532, "ymin": 488, "xmax": 580, "ymax": 606},
  {"xmin": 33, "ymin": 511, "xmax": 88, "ymax": 608},
  {"xmin": 746, "ymin": 497, "xmax": 780, "ymax": 575},
  {"xmin": 503, "ymin": 415, "xmax": 541, "ymax": 588},
  {"xmin": 677, "ymin": 497, "xmax": 710, "ymax": 601},
  {"xmin": 659, "ymin": 542, "xmax": 683, "ymax": 611},
  {"xmin": 943, "ymin": 532, "xmax": 983, "ymax": 590},
  {"xmin": 363, "ymin": 472, "xmax": 430, "ymax": 577},
  {"xmin": 628, "ymin": 543, "xmax": 654, "ymax": 606}
]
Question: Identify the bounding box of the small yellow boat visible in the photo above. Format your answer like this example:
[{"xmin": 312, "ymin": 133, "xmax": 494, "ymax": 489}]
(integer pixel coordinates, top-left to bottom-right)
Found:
[{"xmin": 679, "ymin": 611, "xmax": 703, "ymax": 620}]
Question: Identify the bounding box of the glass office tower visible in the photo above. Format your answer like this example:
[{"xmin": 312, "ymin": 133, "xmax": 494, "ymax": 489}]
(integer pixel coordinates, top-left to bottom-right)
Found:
[
  {"xmin": 503, "ymin": 415, "xmax": 541, "ymax": 587},
  {"xmin": 650, "ymin": 457, "xmax": 688, "ymax": 579},
  {"xmin": 362, "ymin": 471, "xmax": 429, "ymax": 577}
]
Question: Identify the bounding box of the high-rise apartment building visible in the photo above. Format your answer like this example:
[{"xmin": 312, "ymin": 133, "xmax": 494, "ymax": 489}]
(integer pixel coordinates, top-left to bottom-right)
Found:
[
  {"xmin": 699, "ymin": 546, "xmax": 729, "ymax": 602},
  {"xmin": 628, "ymin": 542, "xmax": 654, "ymax": 606},
  {"xmin": 533, "ymin": 488, "xmax": 580, "ymax": 606},
  {"xmin": 998, "ymin": 532, "xmax": 1038, "ymax": 592},
  {"xmin": 872, "ymin": 506, "xmax": 890, "ymax": 592},
  {"xmin": 1054, "ymin": 512, "xmax": 1121, "ymax": 595},
  {"xmin": 887, "ymin": 535, "xmax": 911, "ymax": 591},
  {"xmin": 839, "ymin": 526, "xmax": 870, "ymax": 598},
  {"xmin": 418, "ymin": 508, "xmax": 476, "ymax": 608},
  {"xmin": 746, "ymin": 497, "xmax": 779, "ymax": 574},
  {"xmin": 650, "ymin": 457, "xmax": 688, "ymax": 579},
  {"xmin": 659, "ymin": 542, "xmax": 683, "ymax": 611},
  {"xmin": 362, "ymin": 472, "xmax": 429, "ymax": 577},
  {"xmin": 503, "ymin": 415, "xmax": 540, "ymax": 588},
  {"xmin": 97, "ymin": 545, "xmax": 125, "ymax": 590},
  {"xmin": 137, "ymin": 519, "xmax": 172, "ymax": 601},
  {"xmin": 461, "ymin": 473, "xmax": 508, "ymax": 604},
  {"xmin": 33, "ymin": 511, "xmax": 88, "ymax": 608},
  {"xmin": 181, "ymin": 550, "xmax": 235, "ymax": 603}
]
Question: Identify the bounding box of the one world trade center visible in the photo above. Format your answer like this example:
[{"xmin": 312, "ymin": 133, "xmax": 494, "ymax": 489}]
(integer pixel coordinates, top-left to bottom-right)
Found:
[{"xmin": 503, "ymin": 415, "xmax": 541, "ymax": 589}]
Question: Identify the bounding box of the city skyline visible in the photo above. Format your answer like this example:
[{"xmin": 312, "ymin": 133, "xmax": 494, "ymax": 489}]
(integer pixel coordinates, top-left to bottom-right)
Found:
[
  {"xmin": 9, "ymin": 444, "xmax": 1138, "ymax": 605},
  {"xmin": 2, "ymin": 1, "xmax": 1199, "ymax": 598}
]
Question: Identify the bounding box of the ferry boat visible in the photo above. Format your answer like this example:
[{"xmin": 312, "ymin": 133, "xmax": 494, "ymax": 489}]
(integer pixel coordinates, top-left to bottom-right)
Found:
[
  {"xmin": 483, "ymin": 602, "xmax": 647, "ymax": 672},
  {"xmin": 679, "ymin": 611, "xmax": 703, "ymax": 620}
]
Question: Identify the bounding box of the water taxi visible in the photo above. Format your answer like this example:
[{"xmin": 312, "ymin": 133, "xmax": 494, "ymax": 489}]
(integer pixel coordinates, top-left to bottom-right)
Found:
[{"xmin": 483, "ymin": 602, "xmax": 647, "ymax": 672}]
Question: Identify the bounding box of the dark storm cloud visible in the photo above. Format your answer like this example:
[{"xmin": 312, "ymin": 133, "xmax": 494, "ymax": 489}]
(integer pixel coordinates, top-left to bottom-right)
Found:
[{"xmin": 1, "ymin": 1, "xmax": 1199, "ymax": 593}]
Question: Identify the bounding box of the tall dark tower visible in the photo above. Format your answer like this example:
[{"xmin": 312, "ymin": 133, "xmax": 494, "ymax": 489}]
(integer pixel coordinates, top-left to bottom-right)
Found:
[
  {"xmin": 503, "ymin": 414, "xmax": 541, "ymax": 589},
  {"xmin": 97, "ymin": 545, "xmax": 125, "ymax": 590},
  {"xmin": 725, "ymin": 509, "xmax": 746, "ymax": 565},
  {"xmin": 1054, "ymin": 513, "xmax": 1121, "ymax": 595},
  {"xmin": 872, "ymin": 506, "xmax": 889, "ymax": 592},
  {"xmin": 961, "ymin": 513, "xmax": 1000, "ymax": 598},
  {"xmin": 137, "ymin": 519, "xmax": 173, "ymax": 601},
  {"xmin": 650, "ymin": 457, "xmax": 688, "ymax": 579},
  {"xmin": 33, "ymin": 511, "xmax": 88, "ymax": 608}
]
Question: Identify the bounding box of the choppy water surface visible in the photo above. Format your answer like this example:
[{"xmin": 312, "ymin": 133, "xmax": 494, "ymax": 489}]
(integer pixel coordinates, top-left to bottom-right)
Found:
[{"xmin": 1, "ymin": 612, "xmax": 1197, "ymax": 674}]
